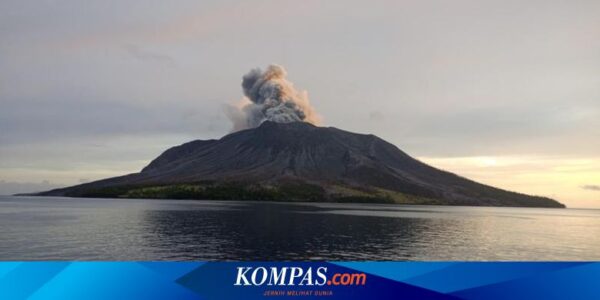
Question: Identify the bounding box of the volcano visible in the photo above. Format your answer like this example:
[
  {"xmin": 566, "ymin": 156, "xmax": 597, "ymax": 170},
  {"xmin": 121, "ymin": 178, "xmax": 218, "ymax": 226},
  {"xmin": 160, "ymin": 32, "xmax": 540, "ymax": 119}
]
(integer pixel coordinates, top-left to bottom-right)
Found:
[{"xmin": 37, "ymin": 121, "xmax": 564, "ymax": 208}]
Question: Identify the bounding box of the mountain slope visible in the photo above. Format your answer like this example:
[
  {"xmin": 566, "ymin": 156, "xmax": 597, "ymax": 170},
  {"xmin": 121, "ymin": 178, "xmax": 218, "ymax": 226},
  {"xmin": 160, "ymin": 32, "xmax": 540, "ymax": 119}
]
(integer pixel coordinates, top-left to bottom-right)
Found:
[{"xmin": 38, "ymin": 121, "xmax": 565, "ymax": 208}]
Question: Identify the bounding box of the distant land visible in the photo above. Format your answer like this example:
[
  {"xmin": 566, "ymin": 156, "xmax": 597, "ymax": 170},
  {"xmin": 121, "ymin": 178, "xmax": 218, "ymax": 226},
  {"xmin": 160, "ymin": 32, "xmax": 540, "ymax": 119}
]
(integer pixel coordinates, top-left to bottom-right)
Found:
[{"xmin": 33, "ymin": 121, "xmax": 565, "ymax": 208}]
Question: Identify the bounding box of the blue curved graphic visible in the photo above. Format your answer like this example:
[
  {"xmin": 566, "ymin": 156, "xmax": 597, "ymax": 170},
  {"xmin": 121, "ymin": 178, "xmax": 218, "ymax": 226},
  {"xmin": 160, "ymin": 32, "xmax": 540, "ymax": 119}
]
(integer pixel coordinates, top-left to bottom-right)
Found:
[{"xmin": 0, "ymin": 262, "xmax": 598, "ymax": 299}]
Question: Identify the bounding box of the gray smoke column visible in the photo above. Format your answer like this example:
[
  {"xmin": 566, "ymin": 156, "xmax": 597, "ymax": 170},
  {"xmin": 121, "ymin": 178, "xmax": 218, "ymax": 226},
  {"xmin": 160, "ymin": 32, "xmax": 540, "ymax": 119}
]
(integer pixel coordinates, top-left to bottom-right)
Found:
[{"xmin": 226, "ymin": 65, "xmax": 320, "ymax": 131}]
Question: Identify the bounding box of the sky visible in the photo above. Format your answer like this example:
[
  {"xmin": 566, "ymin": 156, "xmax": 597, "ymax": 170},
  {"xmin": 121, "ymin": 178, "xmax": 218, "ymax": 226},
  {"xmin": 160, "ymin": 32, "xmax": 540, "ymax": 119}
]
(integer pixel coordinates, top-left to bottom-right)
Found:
[{"xmin": 0, "ymin": 0, "xmax": 599, "ymax": 208}]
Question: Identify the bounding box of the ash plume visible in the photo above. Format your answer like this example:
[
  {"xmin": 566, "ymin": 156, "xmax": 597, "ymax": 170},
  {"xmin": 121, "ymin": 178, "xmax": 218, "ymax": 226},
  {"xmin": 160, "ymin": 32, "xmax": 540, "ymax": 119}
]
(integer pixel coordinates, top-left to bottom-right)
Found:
[{"xmin": 226, "ymin": 64, "xmax": 320, "ymax": 131}]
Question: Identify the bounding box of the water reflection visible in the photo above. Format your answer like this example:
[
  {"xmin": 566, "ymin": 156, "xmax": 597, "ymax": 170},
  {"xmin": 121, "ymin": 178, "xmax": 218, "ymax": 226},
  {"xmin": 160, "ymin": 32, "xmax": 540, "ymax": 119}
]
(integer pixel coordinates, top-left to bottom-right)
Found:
[
  {"xmin": 1, "ymin": 196, "xmax": 600, "ymax": 260},
  {"xmin": 141, "ymin": 202, "xmax": 467, "ymax": 260}
]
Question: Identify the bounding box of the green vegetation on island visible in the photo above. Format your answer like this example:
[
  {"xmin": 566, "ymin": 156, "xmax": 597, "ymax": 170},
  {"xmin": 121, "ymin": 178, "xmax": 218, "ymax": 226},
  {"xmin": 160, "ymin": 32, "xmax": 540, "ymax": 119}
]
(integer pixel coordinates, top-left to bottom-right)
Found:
[{"xmin": 60, "ymin": 181, "xmax": 440, "ymax": 205}]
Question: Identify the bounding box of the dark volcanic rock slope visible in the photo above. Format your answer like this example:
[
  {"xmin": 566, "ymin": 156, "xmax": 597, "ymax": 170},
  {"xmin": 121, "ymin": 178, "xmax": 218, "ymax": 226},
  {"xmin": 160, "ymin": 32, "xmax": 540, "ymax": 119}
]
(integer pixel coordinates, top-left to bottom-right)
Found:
[{"xmin": 40, "ymin": 121, "xmax": 565, "ymax": 208}]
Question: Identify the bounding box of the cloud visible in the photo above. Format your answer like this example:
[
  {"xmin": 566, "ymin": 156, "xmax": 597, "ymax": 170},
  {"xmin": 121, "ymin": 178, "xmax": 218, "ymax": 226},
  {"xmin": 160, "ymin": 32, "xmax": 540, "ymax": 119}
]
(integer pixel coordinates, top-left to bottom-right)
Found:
[
  {"xmin": 123, "ymin": 44, "xmax": 175, "ymax": 65},
  {"xmin": 0, "ymin": 97, "xmax": 227, "ymax": 145},
  {"xmin": 582, "ymin": 185, "xmax": 600, "ymax": 191},
  {"xmin": 368, "ymin": 111, "xmax": 385, "ymax": 122},
  {"xmin": 0, "ymin": 180, "xmax": 61, "ymax": 195}
]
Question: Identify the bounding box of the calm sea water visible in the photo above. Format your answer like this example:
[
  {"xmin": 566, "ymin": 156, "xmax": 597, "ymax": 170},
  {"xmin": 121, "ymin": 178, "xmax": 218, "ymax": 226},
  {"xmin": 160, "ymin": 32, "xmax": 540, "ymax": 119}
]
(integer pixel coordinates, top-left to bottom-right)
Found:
[{"xmin": 1, "ymin": 196, "xmax": 599, "ymax": 261}]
